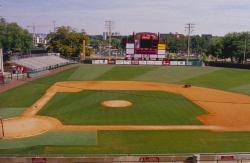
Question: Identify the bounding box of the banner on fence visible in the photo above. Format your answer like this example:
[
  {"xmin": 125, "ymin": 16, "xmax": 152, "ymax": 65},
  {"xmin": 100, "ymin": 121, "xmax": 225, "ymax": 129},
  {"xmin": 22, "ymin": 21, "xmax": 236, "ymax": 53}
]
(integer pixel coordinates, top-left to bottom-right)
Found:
[
  {"xmin": 92, "ymin": 60, "xmax": 108, "ymax": 64},
  {"xmin": 163, "ymin": 60, "xmax": 170, "ymax": 65},
  {"xmin": 146, "ymin": 61, "xmax": 155, "ymax": 65},
  {"xmin": 149, "ymin": 55, "xmax": 158, "ymax": 59},
  {"xmin": 139, "ymin": 61, "xmax": 147, "ymax": 65},
  {"xmin": 178, "ymin": 61, "xmax": 186, "ymax": 66},
  {"xmin": 131, "ymin": 60, "xmax": 139, "ymax": 65},
  {"xmin": 155, "ymin": 61, "xmax": 163, "ymax": 65},
  {"xmin": 170, "ymin": 61, "xmax": 178, "ymax": 66},
  {"xmin": 115, "ymin": 60, "xmax": 124, "ymax": 65},
  {"xmin": 123, "ymin": 60, "xmax": 131, "ymax": 65}
]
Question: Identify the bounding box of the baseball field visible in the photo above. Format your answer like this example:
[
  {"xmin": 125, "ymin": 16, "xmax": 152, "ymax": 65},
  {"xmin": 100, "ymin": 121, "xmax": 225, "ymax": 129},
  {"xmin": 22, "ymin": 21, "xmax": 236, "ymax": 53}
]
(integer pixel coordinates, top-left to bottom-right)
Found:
[{"xmin": 1, "ymin": 64, "xmax": 250, "ymax": 154}]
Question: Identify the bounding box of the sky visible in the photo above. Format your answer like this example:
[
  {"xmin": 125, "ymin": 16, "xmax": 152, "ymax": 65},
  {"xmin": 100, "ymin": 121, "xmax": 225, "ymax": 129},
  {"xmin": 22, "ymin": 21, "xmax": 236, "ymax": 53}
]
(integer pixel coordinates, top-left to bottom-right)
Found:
[{"xmin": 1, "ymin": 0, "xmax": 250, "ymax": 36}]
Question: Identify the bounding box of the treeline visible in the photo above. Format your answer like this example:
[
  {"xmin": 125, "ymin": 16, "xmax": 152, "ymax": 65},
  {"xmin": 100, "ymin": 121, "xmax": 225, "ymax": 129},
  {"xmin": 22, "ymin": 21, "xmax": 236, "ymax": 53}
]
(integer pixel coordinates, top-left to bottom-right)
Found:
[
  {"xmin": 161, "ymin": 32, "xmax": 250, "ymax": 63},
  {"xmin": 47, "ymin": 26, "xmax": 91, "ymax": 57},
  {"xmin": 0, "ymin": 17, "xmax": 33, "ymax": 54}
]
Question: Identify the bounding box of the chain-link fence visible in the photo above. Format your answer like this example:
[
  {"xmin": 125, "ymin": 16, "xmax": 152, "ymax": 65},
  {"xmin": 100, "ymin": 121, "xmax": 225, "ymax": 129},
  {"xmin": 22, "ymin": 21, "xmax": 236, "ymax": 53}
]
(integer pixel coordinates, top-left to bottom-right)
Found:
[{"xmin": 0, "ymin": 72, "xmax": 27, "ymax": 84}]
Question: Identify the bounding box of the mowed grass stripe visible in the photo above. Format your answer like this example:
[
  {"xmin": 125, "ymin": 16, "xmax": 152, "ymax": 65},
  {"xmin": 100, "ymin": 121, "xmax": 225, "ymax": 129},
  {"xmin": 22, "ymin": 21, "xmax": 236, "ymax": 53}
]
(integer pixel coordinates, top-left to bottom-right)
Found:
[
  {"xmin": 38, "ymin": 90, "xmax": 206, "ymax": 125},
  {"xmin": 97, "ymin": 66, "xmax": 156, "ymax": 80},
  {"xmin": 0, "ymin": 131, "xmax": 97, "ymax": 149},
  {"xmin": 40, "ymin": 130, "xmax": 250, "ymax": 154},
  {"xmin": 182, "ymin": 68, "xmax": 250, "ymax": 92},
  {"xmin": 134, "ymin": 66, "xmax": 220, "ymax": 83},
  {"xmin": 68, "ymin": 65, "xmax": 114, "ymax": 81},
  {"xmin": 0, "ymin": 67, "xmax": 78, "ymax": 108}
]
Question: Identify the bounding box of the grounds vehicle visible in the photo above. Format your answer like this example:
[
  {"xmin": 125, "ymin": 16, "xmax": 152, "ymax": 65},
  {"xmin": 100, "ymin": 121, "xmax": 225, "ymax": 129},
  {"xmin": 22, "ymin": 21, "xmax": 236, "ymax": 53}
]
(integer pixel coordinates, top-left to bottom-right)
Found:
[{"xmin": 126, "ymin": 32, "xmax": 166, "ymax": 60}]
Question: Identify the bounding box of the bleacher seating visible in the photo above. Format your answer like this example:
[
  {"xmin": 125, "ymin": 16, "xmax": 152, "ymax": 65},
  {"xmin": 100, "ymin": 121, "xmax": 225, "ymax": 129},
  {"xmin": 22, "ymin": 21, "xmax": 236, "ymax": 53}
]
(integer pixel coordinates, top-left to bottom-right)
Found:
[{"xmin": 13, "ymin": 55, "xmax": 72, "ymax": 73}]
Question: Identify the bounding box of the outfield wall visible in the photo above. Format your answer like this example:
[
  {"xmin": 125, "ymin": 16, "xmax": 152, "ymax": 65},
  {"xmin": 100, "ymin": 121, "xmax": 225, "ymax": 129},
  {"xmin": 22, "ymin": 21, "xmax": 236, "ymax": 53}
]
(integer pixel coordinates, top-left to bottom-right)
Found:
[
  {"xmin": 91, "ymin": 59, "xmax": 202, "ymax": 66},
  {"xmin": 205, "ymin": 61, "xmax": 250, "ymax": 70}
]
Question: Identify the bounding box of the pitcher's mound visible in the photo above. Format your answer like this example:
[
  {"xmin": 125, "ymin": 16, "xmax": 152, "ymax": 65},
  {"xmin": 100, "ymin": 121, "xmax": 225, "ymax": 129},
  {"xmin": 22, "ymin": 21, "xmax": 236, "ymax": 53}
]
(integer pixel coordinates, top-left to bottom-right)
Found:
[{"xmin": 101, "ymin": 100, "xmax": 132, "ymax": 108}]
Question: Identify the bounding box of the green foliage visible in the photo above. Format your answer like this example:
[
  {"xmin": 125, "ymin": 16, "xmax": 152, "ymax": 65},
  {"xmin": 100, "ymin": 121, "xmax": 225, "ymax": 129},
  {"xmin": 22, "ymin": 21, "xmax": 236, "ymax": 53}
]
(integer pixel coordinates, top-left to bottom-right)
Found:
[
  {"xmin": 47, "ymin": 26, "xmax": 90, "ymax": 57},
  {"xmin": 223, "ymin": 32, "xmax": 250, "ymax": 63},
  {"xmin": 0, "ymin": 17, "xmax": 32, "ymax": 54},
  {"xmin": 162, "ymin": 34, "xmax": 210, "ymax": 54},
  {"xmin": 111, "ymin": 38, "xmax": 121, "ymax": 49},
  {"xmin": 207, "ymin": 37, "xmax": 224, "ymax": 59}
]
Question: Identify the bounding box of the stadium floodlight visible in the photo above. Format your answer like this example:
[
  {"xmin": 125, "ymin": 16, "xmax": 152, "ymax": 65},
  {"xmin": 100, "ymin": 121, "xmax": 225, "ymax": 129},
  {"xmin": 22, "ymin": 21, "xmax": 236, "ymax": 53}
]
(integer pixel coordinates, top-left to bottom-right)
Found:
[
  {"xmin": 185, "ymin": 23, "xmax": 195, "ymax": 64},
  {"xmin": 105, "ymin": 20, "xmax": 114, "ymax": 60}
]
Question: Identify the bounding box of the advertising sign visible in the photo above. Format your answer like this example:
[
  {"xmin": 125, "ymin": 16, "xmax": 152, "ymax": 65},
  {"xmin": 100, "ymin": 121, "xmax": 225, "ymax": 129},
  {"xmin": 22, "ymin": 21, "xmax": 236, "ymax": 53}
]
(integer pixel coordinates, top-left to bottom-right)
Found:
[{"xmin": 158, "ymin": 44, "xmax": 166, "ymax": 50}]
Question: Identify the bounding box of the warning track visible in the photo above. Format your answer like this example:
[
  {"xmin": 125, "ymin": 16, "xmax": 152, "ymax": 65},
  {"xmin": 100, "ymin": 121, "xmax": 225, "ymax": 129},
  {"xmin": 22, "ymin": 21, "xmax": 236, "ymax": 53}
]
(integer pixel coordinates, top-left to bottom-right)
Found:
[{"xmin": 2, "ymin": 81, "xmax": 250, "ymax": 139}]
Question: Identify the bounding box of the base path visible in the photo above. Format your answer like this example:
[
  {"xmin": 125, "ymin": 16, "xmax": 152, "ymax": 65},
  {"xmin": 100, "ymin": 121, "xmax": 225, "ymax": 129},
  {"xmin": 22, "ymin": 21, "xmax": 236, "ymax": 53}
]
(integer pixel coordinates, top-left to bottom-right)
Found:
[{"xmin": 2, "ymin": 81, "xmax": 250, "ymax": 139}]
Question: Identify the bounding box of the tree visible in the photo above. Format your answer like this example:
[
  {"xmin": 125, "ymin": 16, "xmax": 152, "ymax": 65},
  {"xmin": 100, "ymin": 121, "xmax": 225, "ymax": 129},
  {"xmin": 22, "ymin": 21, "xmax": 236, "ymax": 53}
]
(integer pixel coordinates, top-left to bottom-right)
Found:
[
  {"xmin": 207, "ymin": 37, "xmax": 224, "ymax": 60},
  {"xmin": 111, "ymin": 38, "xmax": 121, "ymax": 49},
  {"xmin": 0, "ymin": 17, "xmax": 32, "ymax": 54},
  {"xmin": 47, "ymin": 26, "xmax": 90, "ymax": 57},
  {"xmin": 121, "ymin": 35, "xmax": 134, "ymax": 50},
  {"xmin": 223, "ymin": 32, "xmax": 250, "ymax": 63}
]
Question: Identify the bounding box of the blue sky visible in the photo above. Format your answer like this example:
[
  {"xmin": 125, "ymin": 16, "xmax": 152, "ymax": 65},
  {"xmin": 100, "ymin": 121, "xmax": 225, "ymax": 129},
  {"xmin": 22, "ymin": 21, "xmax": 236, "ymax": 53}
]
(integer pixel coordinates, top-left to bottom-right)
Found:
[{"xmin": 1, "ymin": 0, "xmax": 250, "ymax": 36}]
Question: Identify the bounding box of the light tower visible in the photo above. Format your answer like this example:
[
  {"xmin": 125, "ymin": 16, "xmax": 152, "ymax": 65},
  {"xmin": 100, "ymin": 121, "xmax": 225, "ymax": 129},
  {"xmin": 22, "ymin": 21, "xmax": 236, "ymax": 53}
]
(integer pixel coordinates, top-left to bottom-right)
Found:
[
  {"xmin": 105, "ymin": 20, "xmax": 114, "ymax": 60},
  {"xmin": 185, "ymin": 23, "xmax": 195, "ymax": 64}
]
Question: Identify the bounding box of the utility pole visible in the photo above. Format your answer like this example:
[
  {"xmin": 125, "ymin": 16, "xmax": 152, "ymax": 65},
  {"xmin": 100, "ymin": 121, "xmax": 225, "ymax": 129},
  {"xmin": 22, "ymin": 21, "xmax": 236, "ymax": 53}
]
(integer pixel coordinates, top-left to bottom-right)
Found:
[
  {"xmin": 80, "ymin": 39, "xmax": 86, "ymax": 62},
  {"xmin": 53, "ymin": 20, "xmax": 56, "ymax": 32},
  {"xmin": 243, "ymin": 37, "xmax": 247, "ymax": 64},
  {"xmin": 185, "ymin": 23, "xmax": 195, "ymax": 65},
  {"xmin": 105, "ymin": 20, "xmax": 113, "ymax": 60},
  {"xmin": 27, "ymin": 24, "xmax": 36, "ymax": 45}
]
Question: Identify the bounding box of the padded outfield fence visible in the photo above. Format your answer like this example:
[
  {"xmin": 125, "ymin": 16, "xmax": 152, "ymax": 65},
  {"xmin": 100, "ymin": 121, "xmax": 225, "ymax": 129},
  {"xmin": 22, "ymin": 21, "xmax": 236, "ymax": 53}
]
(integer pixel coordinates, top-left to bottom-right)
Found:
[
  {"xmin": 89, "ymin": 59, "xmax": 203, "ymax": 66},
  {"xmin": 1, "ymin": 153, "xmax": 250, "ymax": 163},
  {"xmin": 205, "ymin": 61, "xmax": 250, "ymax": 70}
]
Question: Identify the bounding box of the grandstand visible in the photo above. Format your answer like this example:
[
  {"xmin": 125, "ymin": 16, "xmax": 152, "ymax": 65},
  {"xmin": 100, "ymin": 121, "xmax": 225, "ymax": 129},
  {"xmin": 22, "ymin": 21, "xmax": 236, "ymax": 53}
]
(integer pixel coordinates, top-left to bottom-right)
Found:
[{"xmin": 13, "ymin": 55, "xmax": 72, "ymax": 74}]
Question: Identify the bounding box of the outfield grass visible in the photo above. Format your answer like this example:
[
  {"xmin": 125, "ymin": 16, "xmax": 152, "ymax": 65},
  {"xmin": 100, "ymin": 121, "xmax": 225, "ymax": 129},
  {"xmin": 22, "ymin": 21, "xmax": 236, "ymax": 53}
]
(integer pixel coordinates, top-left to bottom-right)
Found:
[
  {"xmin": 1, "ymin": 130, "xmax": 250, "ymax": 154},
  {"xmin": 1, "ymin": 65, "xmax": 250, "ymax": 154},
  {"xmin": 1, "ymin": 65, "xmax": 249, "ymax": 112},
  {"xmin": 0, "ymin": 67, "xmax": 78, "ymax": 109},
  {"xmin": 38, "ymin": 90, "xmax": 206, "ymax": 125},
  {"xmin": 183, "ymin": 68, "xmax": 250, "ymax": 92},
  {"xmin": 0, "ymin": 131, "xmax": 97, "ymax": 150}
]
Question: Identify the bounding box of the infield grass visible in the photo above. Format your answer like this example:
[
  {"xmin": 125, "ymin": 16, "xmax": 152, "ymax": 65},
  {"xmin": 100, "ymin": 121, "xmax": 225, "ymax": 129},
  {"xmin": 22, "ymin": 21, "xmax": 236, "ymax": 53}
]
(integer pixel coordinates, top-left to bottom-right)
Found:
[{"xmin": 38, "ymin": 90, "xmax": 206, "ymax": 125}]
